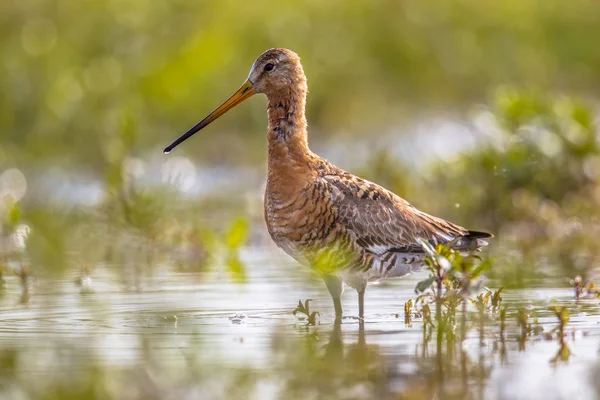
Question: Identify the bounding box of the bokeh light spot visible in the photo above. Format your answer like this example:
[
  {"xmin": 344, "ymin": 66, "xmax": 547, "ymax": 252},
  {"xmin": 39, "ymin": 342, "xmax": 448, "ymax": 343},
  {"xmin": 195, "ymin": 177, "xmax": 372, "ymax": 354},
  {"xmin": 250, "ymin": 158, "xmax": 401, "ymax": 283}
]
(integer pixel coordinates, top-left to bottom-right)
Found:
[
  {"xmin": 122, "ymin": 157, "xmax": 147, "ymax": 182},
  {"xmin": 161, "ymin": 156, "xmax": 196, "ymax": 192},
  {"xmin": 21, "ymin": 18, "xmax": 57, "ymax": 56},
  {"xmin": 0, "ymin": 168, "xmax": 27, "ymax": 203}
]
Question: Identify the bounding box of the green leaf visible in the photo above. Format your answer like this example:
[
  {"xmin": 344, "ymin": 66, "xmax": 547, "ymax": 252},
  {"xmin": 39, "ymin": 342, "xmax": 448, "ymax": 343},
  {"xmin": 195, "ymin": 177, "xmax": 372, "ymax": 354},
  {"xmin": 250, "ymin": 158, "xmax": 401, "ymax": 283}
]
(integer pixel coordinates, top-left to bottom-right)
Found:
[
  {"xmin": 7, "ymin": 202, "xmax": 21, "ymax": 225},
  {"xmin": 225, "ymin": 217, "xmax": 249, "ymax": 249},
  {"xmin": 472, "ymin": 258, "xmax": 493, "ymax": 278},
  {"xmin": 415, "ymin": 276, "xmax": 435, "ymax": 294},
  {"xmin": 226, "ymin": 252, "xmax": 246, "ymax": 283}
]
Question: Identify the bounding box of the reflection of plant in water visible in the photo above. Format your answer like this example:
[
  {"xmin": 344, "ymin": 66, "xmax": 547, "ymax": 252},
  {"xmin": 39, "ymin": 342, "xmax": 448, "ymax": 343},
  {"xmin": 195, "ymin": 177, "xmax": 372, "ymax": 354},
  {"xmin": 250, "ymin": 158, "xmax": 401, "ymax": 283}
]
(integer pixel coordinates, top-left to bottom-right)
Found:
[
  {"xmin": 499, "ymin": 305, "xmax": 508, "ymax": 338},
  {"xmin": 415, "ymin": 242, "xmax": 451, "ymax": 383},
  {"xmin": 442, "ymin": 290, "xmax": 460, "ymax": 348},
  {"xmin": 516, "ymin": 308, "xmax": 530, "ymax": 350},
  {"xmin": 414, "ymin": 241, "xmax": 497, "ymax": 395},
  {"xmin": 549, "ymin": 304, "xmax": 571, "ymax": 363},
  {"xmin": 293, "ymin": 299, "xmax": 320, "ymax": 325},
  {"xmin": 470, "ymin": 291, "xmax": 492, "ymax": 346},
  {"xmin": 421, "ymin": 303, "xmax": 434, "ymax": 346},
  {"xmin": 450, "ymin": 252, "xmax": 492, "ymax": 341}
]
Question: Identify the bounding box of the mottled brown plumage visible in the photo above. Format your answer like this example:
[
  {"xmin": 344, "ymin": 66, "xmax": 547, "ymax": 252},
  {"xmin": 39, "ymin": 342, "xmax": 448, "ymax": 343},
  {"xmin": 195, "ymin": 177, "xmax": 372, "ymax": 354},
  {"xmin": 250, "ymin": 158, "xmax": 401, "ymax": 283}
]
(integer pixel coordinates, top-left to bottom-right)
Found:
[{"xmin": 164, "ymin": 48, "xmax": 492, "ymax": 320}]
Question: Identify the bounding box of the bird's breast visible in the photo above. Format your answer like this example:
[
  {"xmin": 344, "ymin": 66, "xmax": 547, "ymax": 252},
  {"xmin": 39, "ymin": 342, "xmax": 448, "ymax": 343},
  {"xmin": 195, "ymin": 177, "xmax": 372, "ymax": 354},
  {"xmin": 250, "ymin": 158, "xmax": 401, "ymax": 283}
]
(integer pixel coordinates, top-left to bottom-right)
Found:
[{"xmin": 264, "ymin": 177, "xmax": 338, "ymax": 260}]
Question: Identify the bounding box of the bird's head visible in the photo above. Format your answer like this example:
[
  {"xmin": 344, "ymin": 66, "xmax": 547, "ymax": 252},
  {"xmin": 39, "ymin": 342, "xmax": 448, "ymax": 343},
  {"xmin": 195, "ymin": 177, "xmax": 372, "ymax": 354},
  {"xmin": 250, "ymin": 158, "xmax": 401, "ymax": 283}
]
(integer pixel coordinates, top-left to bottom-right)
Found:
[
  {"xmin": 164, "ymin": 48, "xmax": 306, "ymax": 153},
  {"xmin": 247, "ymin": 48, "xmax": 306, "ymax": 96}
]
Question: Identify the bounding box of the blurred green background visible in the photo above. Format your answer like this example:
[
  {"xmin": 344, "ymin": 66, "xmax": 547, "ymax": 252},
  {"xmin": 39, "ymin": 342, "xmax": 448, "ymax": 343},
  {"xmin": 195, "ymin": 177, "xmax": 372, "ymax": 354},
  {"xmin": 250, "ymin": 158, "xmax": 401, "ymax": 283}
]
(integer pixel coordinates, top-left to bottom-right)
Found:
[
  {"xmin": 3, "ymin": 0, "xmax": 599, "ymax": 284},
  {"xmin": 2, "ymin": 0, "xmax": 599, "ymax": 166}
]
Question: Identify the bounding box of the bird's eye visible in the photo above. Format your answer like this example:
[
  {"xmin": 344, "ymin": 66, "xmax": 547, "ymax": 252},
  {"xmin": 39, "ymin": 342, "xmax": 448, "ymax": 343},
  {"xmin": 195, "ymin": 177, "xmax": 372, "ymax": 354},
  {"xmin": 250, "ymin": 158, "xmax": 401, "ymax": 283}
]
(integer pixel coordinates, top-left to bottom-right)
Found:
[{"xmin": 264, "ymin": 63, "xmax": 275, "ymax": 72}]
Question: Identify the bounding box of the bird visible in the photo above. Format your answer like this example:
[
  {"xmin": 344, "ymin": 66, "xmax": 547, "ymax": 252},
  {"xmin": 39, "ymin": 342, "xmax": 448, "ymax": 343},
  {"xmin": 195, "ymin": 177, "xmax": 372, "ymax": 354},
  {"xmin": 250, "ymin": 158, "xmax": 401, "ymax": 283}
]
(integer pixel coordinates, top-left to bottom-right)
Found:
[{"xmin": 164, "ymin": 48, "xmax": 492, "ymax": 320}]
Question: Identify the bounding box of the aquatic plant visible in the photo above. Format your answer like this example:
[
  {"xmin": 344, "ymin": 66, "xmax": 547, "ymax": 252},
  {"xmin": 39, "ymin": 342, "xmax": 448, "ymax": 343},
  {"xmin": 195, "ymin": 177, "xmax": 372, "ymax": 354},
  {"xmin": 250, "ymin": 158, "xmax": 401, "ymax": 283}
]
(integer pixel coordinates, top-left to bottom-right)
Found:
[
  {"xmin": 470, "ymin": 292, "xmax": 492, "ymax": 345},
  {"xmin": 516, "ymin": 308, "xmax": 531, "ymax": 350},
  {"xmin": 415, "ymin": 242, "xmax": 454, "ymax": 320},
  {"xmin": 487, "ymin": 287, "xmax": 504, "ymax": 313},
  {"xmin": 293, "ymin": 299, "xmax": 320, "ymax": 326},
  {"xmin": 451, "ymin": 252, "xmax": 492, "ymax": 341},
  {"xmin": 567, "ymin": 276, "xmax": 598, "ymax": 301},
  {"xmin": 416, "ymin": 241, "xmax": 495, "ymax": 347},
  {"xmin": 549, "ymin": 304, "xmax": 571, "ymax": 363}
]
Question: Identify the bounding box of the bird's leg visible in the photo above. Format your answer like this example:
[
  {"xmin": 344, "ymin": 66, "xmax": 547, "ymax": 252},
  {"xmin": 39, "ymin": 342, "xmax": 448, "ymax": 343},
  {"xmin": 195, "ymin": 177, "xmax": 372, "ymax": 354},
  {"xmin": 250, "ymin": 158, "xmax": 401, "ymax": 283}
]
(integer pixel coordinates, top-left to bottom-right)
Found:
[
  {"xmin": 323, "ymin": 275, "xmax": 344, "ymax": 320},
  {"xmin": 358, "ymin": 288, "xmax": 366, "ymax": 320}
]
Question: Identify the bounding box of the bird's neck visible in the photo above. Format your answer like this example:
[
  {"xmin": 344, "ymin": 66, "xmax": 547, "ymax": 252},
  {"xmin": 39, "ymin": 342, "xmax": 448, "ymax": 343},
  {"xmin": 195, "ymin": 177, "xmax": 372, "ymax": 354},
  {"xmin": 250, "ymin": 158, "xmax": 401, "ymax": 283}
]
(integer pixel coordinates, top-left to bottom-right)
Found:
[
  {"xmin": 266, "ymin": 86, "xmax": 312, "ymax": 165},
  {"xmin": 266, "ymin": 86, "xmax": 315, "ymax": 195}
]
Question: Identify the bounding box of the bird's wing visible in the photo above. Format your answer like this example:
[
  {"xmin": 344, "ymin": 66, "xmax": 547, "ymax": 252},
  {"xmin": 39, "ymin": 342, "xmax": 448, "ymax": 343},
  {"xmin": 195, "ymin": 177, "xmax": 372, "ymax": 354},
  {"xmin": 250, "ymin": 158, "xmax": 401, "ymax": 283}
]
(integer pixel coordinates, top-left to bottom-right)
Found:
[{"xmin": 322, "ymin": 172, "xmax": 489, "ymax": 255}]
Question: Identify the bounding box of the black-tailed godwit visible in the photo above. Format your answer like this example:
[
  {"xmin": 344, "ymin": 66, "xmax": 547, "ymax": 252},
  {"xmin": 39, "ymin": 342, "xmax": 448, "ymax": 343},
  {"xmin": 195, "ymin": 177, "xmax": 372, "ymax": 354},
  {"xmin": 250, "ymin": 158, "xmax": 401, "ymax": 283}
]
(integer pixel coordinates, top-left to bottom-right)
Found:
[{"xmin": 164, "ymin": 48, "xmax": 492, "ymax": 320}]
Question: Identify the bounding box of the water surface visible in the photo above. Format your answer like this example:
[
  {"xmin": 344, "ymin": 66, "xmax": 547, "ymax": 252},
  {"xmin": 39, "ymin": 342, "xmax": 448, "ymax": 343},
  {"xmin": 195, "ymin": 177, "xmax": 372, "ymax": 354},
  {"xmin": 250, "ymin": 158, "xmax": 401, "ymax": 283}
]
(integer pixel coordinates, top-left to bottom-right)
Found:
[{"xmin": 0, "ymin": 250, "xmax": 598, "ymax": 399}]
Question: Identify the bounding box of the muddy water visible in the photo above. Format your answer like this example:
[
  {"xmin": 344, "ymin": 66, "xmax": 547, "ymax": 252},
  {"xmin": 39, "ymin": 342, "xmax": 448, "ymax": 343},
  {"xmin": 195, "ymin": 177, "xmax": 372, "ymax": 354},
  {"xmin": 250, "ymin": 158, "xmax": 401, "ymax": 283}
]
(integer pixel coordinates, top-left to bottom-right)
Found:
[{"xmin": 0, "ymin": 249, "xmax": 598, "ymax": 399}]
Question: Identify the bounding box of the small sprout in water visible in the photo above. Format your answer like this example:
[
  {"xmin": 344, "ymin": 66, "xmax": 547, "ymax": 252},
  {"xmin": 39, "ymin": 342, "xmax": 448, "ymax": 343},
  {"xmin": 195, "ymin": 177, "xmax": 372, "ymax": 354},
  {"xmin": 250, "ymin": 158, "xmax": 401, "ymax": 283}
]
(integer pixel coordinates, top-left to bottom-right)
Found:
[
  {"xmin": 469, "ymin": 291, "xmax": 491, "ymax": 314},
  {"xmin": 404, "ymin": 299, "xmax": 413, "ymax": 324},
  {"xmin": 293, "ymin": 299, "xmax": 320, "ymax": 326},
  {"xmin": 486, "ymin": 287, "xmax": 504, "ymax": 313}
]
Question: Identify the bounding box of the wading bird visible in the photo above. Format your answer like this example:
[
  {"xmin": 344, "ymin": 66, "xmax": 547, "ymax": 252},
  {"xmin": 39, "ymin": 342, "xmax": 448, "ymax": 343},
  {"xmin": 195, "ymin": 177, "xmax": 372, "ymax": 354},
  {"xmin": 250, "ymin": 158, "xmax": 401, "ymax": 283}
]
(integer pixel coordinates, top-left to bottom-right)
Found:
[{"xmin": 164, "ymin": 48, "xmax": 492, "ymax": 320}]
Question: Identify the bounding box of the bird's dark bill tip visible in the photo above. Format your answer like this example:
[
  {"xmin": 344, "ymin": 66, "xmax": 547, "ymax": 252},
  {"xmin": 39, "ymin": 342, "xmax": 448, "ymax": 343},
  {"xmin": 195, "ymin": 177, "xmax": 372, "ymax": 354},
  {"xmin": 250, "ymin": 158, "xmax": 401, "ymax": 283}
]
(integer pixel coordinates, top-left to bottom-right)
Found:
[{"xmin": 163, "ymin": 146, "xmax": 172, "ymax": 154}]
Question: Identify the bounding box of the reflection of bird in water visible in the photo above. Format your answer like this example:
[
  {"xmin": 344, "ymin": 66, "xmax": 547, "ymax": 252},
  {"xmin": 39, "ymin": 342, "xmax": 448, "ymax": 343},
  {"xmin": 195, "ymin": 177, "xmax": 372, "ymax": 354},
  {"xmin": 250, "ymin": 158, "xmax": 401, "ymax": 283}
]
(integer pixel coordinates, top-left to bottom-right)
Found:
[
  {"xmin": 164, "ymin": 48, "xmax": 492, "ymax": 320},
  {"xmin": 324, "ymin": 320, "xmax": 362, "ymax": 362}
]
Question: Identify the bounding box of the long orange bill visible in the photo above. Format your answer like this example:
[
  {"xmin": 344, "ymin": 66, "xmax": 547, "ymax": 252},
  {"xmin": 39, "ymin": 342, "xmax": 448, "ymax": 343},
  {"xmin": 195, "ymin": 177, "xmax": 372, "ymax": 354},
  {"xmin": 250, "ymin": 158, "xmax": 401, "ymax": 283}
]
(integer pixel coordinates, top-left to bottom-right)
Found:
[{"xmin": 163, "ymin": 80, "xmax": 256, "ymax": 153}]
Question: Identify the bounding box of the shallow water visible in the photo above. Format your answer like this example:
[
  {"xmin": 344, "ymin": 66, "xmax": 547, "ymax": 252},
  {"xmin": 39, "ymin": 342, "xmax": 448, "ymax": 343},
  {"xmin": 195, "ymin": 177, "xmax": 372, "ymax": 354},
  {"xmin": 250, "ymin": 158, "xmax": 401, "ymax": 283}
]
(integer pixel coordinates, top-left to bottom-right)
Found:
[{"xmin": 0, "ymin": 249, "xmax": 599, "ymax": 399}]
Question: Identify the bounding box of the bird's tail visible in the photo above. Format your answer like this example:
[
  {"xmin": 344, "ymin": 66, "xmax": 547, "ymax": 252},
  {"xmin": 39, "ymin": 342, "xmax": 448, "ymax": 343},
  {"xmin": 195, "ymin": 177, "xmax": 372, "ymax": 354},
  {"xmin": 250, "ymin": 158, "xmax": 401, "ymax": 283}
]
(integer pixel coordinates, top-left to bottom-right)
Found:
[{"xmin": 461, "ymin": 230, "xmax": 493, "ymax": 249}]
